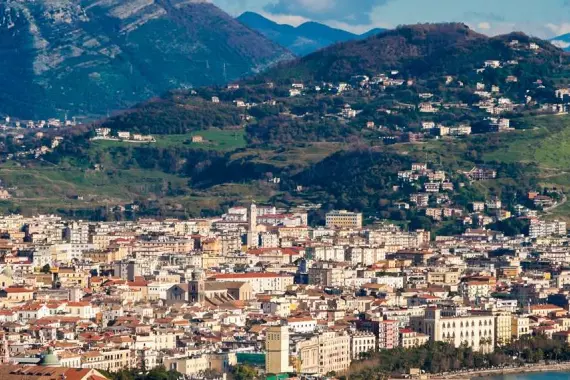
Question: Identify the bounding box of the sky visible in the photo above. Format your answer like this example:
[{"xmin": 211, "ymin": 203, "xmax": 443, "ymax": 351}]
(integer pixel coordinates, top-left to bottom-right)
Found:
[{"xmin": 211, "ymin": 0, "xmax": 570, "ymax": 39}]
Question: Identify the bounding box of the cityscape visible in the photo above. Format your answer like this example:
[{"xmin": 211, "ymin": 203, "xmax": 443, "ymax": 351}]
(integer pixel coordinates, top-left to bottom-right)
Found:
[{"xmin": 4, "ymin": 1, "xmax": 570, "ymax": 380}]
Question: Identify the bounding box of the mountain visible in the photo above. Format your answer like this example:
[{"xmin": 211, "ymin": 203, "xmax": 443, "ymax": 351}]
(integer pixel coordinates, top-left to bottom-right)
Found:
[
  {"xmin": 3, "ymin": 23, "xmax": 570, "ymax": 219},
  {"xmin": 261, "ymin": 23, "xmax": 565, "ymax": 82},
  {"xmin": 237, "ymin": 11, "xmax": 385, "ymax": 56},
  {"xmin": 551, "ymin": 33, "xmax": 570, "ymax": 51},
  {"xmin": 0, "ymin": 0, "xmax": 292, "ymax": 120}
]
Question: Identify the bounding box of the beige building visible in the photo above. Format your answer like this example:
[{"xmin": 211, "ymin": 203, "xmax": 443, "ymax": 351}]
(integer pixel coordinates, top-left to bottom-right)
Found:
[
  {"xmin": 294, "ymin": 336, "xmax": 319, "ymax": 374},
  {"xmin": 412, "ymin": 308, "xmax": 495, "ymax": 353},
  {"xmin": 318, "ymin": 331, "xmax": 351, "ymax": 375},
  {"xmin": 266, "ymin": 325, "xmax": 291, "ymax": 374},
  {"xmin": 164, "ymin": 355, "xmax": 209, "ymax": 376},
  {"xmin": 427, "ymin": 270, "xmax": 460, "ymax": 287},
  {"xmin": 511, "ymin": 316, "xmax": 531, "ymax": 340},
  {"xmin": 81, "ymin": 348, "xmax": 133, "ymax": 371},
  {"xmin": 325, "ymin": 210, "xmax": 363, "ymax": 229},
  {"xmin": 399, "ymin": 329, "xmax": 430, "ymax": 349}
]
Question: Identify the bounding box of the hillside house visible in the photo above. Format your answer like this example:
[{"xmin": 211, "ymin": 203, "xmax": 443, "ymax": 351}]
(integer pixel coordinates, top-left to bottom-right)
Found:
[
  {"xmin": 467, "ymin": 167, "xmax": 497, "ymax": 181},
  {"xmin": 117, "ymin": 131, "xmax": 130, "ymax": 139}
]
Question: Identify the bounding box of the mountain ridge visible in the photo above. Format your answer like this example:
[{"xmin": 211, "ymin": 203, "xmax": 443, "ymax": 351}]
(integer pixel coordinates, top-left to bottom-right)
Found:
[
  {"xmin": 237, "ymin": 11, "xmax": 386, "ymax": 56},
  {"xmin": 259, "ymin": 23, "xmax": 565, "ymax": 82}
]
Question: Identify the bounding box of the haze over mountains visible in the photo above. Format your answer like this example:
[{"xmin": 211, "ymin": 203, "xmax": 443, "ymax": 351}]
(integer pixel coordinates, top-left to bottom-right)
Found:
[
  {"xmin": 237, "ymin": 11, "xmax": 386, "ymax": 56},
  {"xmin": 0, "ymin": 0, "xmax": 292, "ymax": 119}
]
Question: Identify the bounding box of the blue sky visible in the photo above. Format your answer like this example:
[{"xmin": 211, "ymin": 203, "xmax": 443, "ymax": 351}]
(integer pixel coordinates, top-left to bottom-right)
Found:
[{"xmin": 211, "ymin": 0, "xmax": 570, "ymax": 38}]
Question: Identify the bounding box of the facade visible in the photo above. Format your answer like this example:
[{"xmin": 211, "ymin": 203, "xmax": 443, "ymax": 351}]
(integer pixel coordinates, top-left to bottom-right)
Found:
[
  {"xmin": 325, "ymin": 210, "xmax": 363, "ymax": 229},
  {"xmin": 351, "ymin": 332, "xmax": 376, "ymax": 359},
  {"xmin": 378, "ymin": 319, "xmax": 399, "ymax": 350},
  {"xmin": 412, "ymin": 308, "xmax": 495, "ymax": 353},
  {"xmin": 399, "ymin": 329, "xmax": 430, "ymax": 349},
  {"xmin": 317, "ymin": 331, "xmax": 351, "ymax": 375},
  {"xmin": 265, "ymin": 325, "xmax": 291, "ymax": 374}
]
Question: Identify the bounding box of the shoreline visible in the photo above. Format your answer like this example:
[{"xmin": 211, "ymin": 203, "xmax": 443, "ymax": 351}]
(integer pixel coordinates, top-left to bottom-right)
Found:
[{"xmin": 428, "ymin": 362, "xmax": 570, "ymax": 379}]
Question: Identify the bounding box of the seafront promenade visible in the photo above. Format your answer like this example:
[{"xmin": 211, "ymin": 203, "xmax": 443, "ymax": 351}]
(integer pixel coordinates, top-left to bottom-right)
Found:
[{"xmin": 429, "ymin": 362, "xmax": 570, "ymax": 379}]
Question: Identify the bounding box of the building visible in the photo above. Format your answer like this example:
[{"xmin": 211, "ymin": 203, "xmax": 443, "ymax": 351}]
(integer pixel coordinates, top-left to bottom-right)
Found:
[
  {"xmin": 399, "ymin": 329, "xmax": 430, "ymax": 349},
  {"xmin": 494, "ymin": 312, "xmax": 512, "ymax": 346},
  {"xmin": 412, "ymin": 308, "xmax": 495, "ymax": 353},
  {"xmin": 351, "ymin": 331, "xmax": 376, "ymax": 359},
  {"xmin": 317, "ymin": 331, "xmax": 351, "ymax": 375},
  {"xmin": 325, "ymin": 210, "xmax": 363, "ymax": 229},
  {"xmin": 467, "ymin": 167, "xmax": 497, "ymax": 181},
  {"xmin": 209, "ymin": 272, "xmax": 293, "ymax": 294},
  {"xmin": 266, "ymin": 324, "xmax": 291, "ymax": 374},
  {"xmin": 247, "ymin": 203, "xmax": 259, "ymax": 248},
  {"xmin": 378, "ymin": 319, "xmax": 399, "ymax": 350},
  {"xmin": 511, "ymin": 316, "xmax": 531, "ymax": 340}
]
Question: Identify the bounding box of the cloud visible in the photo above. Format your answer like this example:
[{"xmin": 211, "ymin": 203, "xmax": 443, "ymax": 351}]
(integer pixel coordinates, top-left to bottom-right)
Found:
[
  {"xmin": 463, "ymin": 12, "xmax": 505, "ymax": 23},
  {"xmin": 263, "ymin": 0, "xmax": 392, "ymax": 25},
  {"xmin": 546, "ymin": 23, "xmax": 570, "ymax": 37},
  {"xmin": 552, "ymin": 40, "xmax": 570, "ymax": 48},
  {"xmin": 258, "ymin": 11, "xmax": 312, "ymax": 26},
  {"xmin": 477, "ymin": 22, "xmax": 492, "ymax": 30}
]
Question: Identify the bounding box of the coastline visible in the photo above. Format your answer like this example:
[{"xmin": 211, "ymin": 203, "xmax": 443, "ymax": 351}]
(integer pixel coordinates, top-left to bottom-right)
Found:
[{"xmin": 428, "ymin": 362, "xmax": 570, "ymax": 379}]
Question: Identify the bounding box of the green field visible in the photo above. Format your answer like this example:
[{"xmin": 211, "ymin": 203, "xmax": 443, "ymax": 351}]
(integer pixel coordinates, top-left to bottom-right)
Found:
[{"xmin": 483, "ymin": 115, "xmax": 570, "ymax": 169}]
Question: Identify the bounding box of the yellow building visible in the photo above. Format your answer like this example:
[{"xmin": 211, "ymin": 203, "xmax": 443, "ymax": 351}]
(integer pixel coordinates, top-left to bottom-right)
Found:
[
  {"xmin": 494, "ymin": 312, "xmax": 512, "ymax": 346},
  {"xmin": 511, "ymin": 316, "xmax": 531, "ymax": 340},
  {"xmin": 325, "ymin": 210, "xmax": 363, "ymax": 229},
  {"xmin": 58, "ymin": 268, "xmax": 90, "ymax": 287}
]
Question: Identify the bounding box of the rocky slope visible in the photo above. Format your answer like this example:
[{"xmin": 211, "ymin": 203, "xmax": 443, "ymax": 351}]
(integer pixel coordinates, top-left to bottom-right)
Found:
[{"xmin": 0, "ymin": 0, "xmax": 292, "ymax": 119}]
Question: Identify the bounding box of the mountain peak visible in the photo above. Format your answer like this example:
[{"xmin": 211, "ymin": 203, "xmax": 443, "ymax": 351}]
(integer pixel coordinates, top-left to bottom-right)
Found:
[{"xmin": 0, "ymin": 0, "xmax": 291, "ymax": 119}]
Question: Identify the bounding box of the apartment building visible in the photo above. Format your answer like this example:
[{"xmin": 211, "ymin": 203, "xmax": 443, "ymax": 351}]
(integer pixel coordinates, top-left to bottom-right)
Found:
[
  {"xmin": 325, "ymin": 210, "xmax": 363, "ymax": 229},
  {"xmin": 350, "ymin": 331, "xmax": 376, "ymax": 359},
  {"xmin": 494, "ymin": 312, "xmax": 512, "ymax": 346},
  {"xmin": 81, "ymin": 348, "xmax": 133, "ymax": 371},
  {"xmin": 511, "ymin": 315, "xmax": 531, "ymax": 340},
  {"xmin": 399, "ymin": 329, "xmax": 430, "ymax": 349},
  {"xmin": 318, "ymin": 331, "xmax": 351, "ymax": 375},
  {"xmin": 378, "ymin": 319, "xmax": 399, "ymax": 349}
]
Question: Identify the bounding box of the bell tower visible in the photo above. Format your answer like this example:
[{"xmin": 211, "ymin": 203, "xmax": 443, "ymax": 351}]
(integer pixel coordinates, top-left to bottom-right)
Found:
[{"xmin": 189, "ymin": 269, "xmax": 205, "ymax": 305}]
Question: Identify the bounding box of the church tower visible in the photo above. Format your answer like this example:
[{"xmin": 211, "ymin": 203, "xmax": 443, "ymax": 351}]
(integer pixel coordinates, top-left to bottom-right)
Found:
[
  {"xmin": 247, "ymin": 203, "xmax": 259, "ymax": 248},
  {"xmin": 189, "ymin": 269, "xmax": 205, "ymax": 305}
]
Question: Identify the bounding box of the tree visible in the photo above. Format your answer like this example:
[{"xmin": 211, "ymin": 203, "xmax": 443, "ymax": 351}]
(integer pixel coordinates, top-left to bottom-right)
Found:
[
  {"xmin": 232, "ymin": 364, "xmax": 258, "ymax": 380},
  {"xmin": 40, "ymin": 264, "xmax": 51, "ymax": 274}
]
